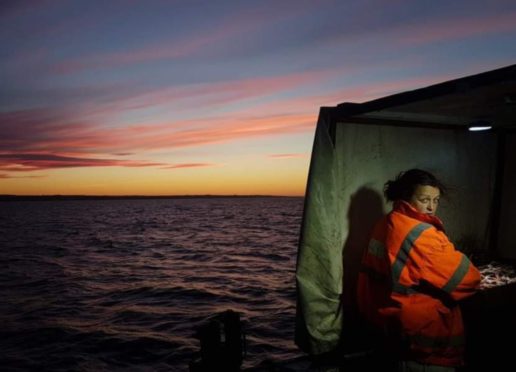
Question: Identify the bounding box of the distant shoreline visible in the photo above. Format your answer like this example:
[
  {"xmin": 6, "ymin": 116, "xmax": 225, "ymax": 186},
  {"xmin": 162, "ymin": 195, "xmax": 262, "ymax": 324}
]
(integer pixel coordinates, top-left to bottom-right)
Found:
[{"xmin": 0, "ymin": 194, "xmax": 303, "ymax": 201}]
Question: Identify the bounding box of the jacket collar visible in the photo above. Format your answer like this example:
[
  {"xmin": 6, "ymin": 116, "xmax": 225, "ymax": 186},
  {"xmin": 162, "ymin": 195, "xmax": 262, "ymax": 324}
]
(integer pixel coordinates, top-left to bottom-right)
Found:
[{"xmin": 393, "ymin": 200, "xmax": 445, "ymax": 231}]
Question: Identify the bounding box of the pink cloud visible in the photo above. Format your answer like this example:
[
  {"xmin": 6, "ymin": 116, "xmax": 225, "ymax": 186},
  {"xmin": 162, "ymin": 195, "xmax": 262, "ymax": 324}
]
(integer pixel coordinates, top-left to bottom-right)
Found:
[
  {"xmin": 0, "ymin": 109, "xmax": 113, "ymax": 153},
  {"xmin": 0, "ymin": 153, "xmax": 166, "ymax": 172},
  {"xmin": 54, "ymin": 39, "xmax": 211, "ymax": 74},
  {"xmin": 394, "ymin": 12, "xmax": 516, "ymax": 46},
  {"xmin": 351, "ymin": 75, "xmax": 459, "ymax": 101},
  {"xmin": 268, "ymin": 153, "xmax": 308, "ymax": 159},
  {"xmin": 227, "ymin": 74, "xmax": 456, "ymax": 116},
  {"xmin": 104, "ymin": 69, "xmax": 334, "ymax": 115},
  {"xmin": 119, "ymin": 112, "xmax": 317, "ymax": 151},
  {"xmin": 161, "ymin": 163, "xmax": 219, "ymax": 170}
]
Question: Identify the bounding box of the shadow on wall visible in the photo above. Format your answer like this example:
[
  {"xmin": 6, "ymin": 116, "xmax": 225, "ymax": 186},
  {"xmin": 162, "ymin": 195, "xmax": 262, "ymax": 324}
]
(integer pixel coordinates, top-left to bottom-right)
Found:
[{"xmin": 340, "ymin": 186, "xmax": 385, "ymax": 352}]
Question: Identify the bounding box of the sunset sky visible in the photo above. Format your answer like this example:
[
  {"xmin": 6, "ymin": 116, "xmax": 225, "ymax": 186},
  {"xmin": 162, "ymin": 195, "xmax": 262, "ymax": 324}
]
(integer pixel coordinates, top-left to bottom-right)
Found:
[{"xmin": 1, "ymin": 0, "xmax": 516, "ymax": 196}]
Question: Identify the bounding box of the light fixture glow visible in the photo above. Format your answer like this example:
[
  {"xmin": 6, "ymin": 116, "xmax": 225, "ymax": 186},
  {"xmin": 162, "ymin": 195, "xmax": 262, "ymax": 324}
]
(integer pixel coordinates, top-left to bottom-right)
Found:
[{"xmin": 468, "ymin": 126, "xmax": 492, "ymax": 131}]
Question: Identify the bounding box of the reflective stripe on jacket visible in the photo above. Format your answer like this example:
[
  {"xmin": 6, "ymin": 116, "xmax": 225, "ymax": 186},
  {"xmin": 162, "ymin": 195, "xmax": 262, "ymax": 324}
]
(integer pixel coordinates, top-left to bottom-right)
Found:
[{"xmin": 357, "ymin": 201, "xmax": 481, "ymax": 367}]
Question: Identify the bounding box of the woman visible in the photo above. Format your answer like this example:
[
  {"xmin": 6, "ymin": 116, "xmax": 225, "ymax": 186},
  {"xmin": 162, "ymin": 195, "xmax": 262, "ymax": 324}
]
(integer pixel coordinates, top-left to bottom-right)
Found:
[{"xmin": 357, "ymin": 169, "xmax": 481, "ymax": 371}]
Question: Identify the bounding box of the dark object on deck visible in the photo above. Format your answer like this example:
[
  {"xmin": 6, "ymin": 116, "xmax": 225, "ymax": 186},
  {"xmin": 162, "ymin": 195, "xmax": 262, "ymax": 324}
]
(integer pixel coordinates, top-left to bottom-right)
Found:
[
  {"xmin": 189, "ymin": 310, "xmax": 246, "ymax": 371},
  {"xmin": 461, "ymin": 279, "xmax": 516, "ymax": 371}
]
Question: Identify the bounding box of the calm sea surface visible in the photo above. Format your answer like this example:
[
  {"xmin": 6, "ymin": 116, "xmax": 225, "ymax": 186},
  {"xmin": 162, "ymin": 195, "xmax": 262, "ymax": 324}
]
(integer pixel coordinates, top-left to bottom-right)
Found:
[{"xmin": 0, "ymin": 197, "xmax": 305, "ymax": 371}]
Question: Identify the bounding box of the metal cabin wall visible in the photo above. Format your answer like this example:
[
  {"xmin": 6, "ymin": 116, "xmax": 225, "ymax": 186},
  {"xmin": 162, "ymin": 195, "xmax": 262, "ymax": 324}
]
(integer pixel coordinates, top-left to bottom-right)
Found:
[
  {"xmin": 335, "ymin": 122, "xmax": 498, "ymax": 343},
  {"xmin": 335, "ymin": 122, "xmax": 497, "ymax": 252},
  {"xmin": 497, "ymin": 132, "xmax": 516, "ymax": 260}
]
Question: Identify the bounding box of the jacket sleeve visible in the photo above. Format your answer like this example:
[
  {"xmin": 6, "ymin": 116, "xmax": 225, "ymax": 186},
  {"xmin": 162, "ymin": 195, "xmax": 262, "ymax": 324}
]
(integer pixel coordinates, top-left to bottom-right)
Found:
[{"xmin": 412, "ymin": 228, "xmax": 481, "ymax": 301}]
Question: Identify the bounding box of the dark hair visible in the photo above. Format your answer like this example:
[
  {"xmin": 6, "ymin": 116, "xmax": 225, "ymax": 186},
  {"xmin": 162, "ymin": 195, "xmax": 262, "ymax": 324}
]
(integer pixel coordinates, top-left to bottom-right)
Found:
[{"xmin": 383, "ymin": 169, "xmax": 447, "ymax": 202}]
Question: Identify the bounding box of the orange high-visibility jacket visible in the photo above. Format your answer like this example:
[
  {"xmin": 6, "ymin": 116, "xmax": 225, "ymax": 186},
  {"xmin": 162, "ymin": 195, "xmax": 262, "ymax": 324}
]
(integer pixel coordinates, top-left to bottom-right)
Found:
[{"xmin": 357, "ymin": 201, "xmax": 481, "ymax": 367}]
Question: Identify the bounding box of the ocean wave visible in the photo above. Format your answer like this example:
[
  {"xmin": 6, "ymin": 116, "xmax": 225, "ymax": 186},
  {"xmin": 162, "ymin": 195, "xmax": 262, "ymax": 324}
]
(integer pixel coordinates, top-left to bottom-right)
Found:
[{"xmin": 0, "ymin": 197, "xmax": 305, "ymax": 370}]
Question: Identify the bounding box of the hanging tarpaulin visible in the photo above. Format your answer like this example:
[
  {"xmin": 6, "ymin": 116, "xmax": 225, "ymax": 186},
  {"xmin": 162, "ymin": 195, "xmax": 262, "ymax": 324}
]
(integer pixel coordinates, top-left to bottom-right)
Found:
[{"xmin": 295, "ymin": 109, "xmax": 347, "ymax": 355}]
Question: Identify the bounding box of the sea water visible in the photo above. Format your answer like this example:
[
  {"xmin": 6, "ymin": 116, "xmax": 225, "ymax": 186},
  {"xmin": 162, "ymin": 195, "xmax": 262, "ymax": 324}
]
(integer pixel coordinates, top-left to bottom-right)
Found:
[{"xmin": 0, "ymin": 197, "xmax": 304, "ymax": 371}]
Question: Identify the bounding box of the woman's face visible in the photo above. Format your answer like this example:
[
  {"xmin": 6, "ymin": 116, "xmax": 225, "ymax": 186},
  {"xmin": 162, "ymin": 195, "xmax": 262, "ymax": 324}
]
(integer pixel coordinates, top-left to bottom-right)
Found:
[{"xmin": 409, "ymin": 185, "xmax": 440, "ymax": 216}]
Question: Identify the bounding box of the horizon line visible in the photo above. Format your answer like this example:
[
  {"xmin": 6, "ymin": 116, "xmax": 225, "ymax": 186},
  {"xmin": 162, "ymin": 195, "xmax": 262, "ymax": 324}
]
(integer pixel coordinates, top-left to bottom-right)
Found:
[{"xmin": 0, "ymin": 194, "xmax": 304, "ymax": 200}]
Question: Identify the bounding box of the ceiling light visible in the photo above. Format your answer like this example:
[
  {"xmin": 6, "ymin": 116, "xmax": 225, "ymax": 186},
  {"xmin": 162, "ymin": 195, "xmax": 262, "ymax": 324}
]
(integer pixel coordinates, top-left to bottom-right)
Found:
[
  {"xmin": 468, "ymin": 120, "xmax": 492, "ymax": 131},
  {"xmin": 468, "ymin": 126, "xmax": 492, "ymax": 131}
]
